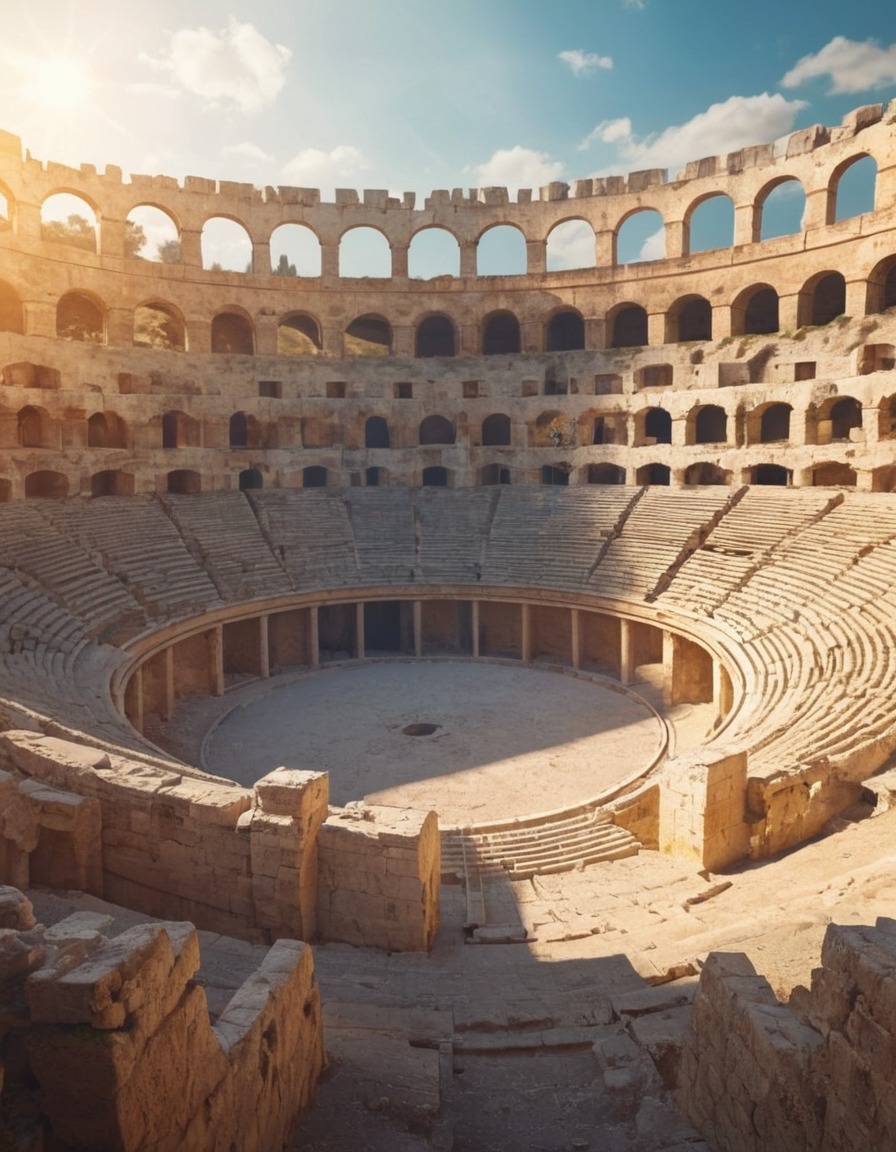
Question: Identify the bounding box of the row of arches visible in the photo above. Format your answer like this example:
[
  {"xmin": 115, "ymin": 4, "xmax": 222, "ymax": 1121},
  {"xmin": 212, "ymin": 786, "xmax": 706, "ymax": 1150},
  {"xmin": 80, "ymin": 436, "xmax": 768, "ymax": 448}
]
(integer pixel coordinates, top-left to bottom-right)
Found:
[
  {"xmin": 17, "ymin": 152, "xmax": 879, "ymax": 275},
  {"xmin": 4, "ymin": 261, "xmax": 896, "ymax": 355}
]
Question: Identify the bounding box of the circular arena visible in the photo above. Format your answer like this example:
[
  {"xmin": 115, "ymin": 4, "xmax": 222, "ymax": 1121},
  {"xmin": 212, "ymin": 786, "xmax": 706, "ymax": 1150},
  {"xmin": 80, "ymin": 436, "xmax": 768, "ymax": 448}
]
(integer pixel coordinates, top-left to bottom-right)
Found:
[{"xmin": 2, "ymin": 104, "xmax": 896, "ymax": 1151}]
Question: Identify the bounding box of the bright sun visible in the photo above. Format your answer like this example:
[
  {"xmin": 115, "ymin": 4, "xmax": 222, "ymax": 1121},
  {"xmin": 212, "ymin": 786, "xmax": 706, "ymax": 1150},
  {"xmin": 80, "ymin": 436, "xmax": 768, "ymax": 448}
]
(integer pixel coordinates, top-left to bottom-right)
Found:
[{"xmin": 26, "ymin": 56, "xmax": 92, "ymax": 114}]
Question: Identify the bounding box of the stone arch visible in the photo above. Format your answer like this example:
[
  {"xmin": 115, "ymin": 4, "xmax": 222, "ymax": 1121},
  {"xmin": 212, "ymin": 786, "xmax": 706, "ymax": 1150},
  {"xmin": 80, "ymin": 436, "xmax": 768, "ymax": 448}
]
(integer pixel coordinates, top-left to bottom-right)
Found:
[
  {"xmin": 480, "ymin": 463, "xmax": 511, "ymax": 486},
  {"xmin": 422, "ymin": 466, "xmax": 450, "ymax": 487},
  {"xmin": 636, "ymin": 462, "xmax": 670, "ymax": 485},
  {"xmin": 684, "ymin": 192, "xmax": 734, "ymax": 255},
  {"xmin": 634, "ymin": 407, "xmax": 671, "ymax": 446},
  {"xmin": 91, "ymin": 470, "xmax": 134, "ymax": 497},
  {"xmin": 41, "ymin": 192, "xmax": 97, "ymax": 252},
  {"xmin": 278, "ymin": 312, "xmax": 322, "ymax": 355},
  {"xmin": 303, "ymin": 466, "xmax": 328, "ymax": 488},
  {"xmin": 56, "ymin": 291, "xmax": 105, "ymax": 343},
  {"xmin": 125, "ymin": 204, "xmax": 181, "ymax": 262},
  {"xmin": 167, "ymin": 469, "xmax": 201, "ymax": 495},
  {"xmin": 161, "ymin": 410, "xmax": 200, "ymax": 449},
  {"xmin": 200, "ymin": 216, "xmax": 253, "ymax": 272},
  {"xmin": 419, "ymin": 415, "xmax": 455, "ymax": 446},
  {"xmin": 684, "ymin": 462, "xmax": 730, "ymax": 485},
  {"xmin": 587, "ymin": 463, "xmax": 626, "ymax": 485},
  {"xmin": 798, "ymin": 272, "xmax": 846, "ymax": 328},
  {"xmin": 415, "ymin": 314, "xmax": 456, "ymax": 358},
  {"xmin": 542, "ymin": 464, "xmax": 570, "ymax": 486},
  {"xmin": 482, "ymin": 413, "xmax": 511, "ymax": 447},
  {"xmin": 408, "ymin": 227, "xmax": 460, "ymax": 278},
  {"xmin": 615, "ymin": 208, "xmax": 665, "ymax": 265},
  {"xmin": 667, "ymin": 295, "xmax": 712, "ymax": 343},
  {"xmin": 752, "ymin": 402, "xmax": 792, "ymax": 444},
  {"xmin": 270, "ymin": 223, "xmax": 321, "ymax": 277},
  {"xmin": 482, "ymin": 311, "xmax": 521, "ymax": 355},
  {"xmin": 134, "ymin": 301, "xmax": 186, "ymax": 350},
  {"xmin": 212, "ymin": 310, "xmax": 254, "ymax": 354},
  {"xmin": 865, "ymin": 256, "xmax": 896, "ymax": 315},
  {"xmin": 545, "ymin": 219, "xmax": 595, "ymax": 271},
  {"xmin": 345, "ymin": 314, "xmax": 392, "ymax": 356},
  {"xmin": 830, "ymin": 153, "xmax": 877, "ymax": 223},
  {"xmin": 690, "ymin": 404, "xmax": 728, "ymax": 445},
  {"xmin": 748, "ymin": 463, "xmax": 790, "ymax": 486},
  {"xmin": 824, "ymin": 396, "xmax": 863, "ymax": 442},
  {"xmin": 339, "ymin": 226, "xmax": 391, "ymax": 278},
  {"xmin": 87, "ymin": 411, "xmax": 127, "ymax": 449},
  {"xmin": 731, "ymin": 284, "xmax": 779, "ymax": 336},
  {"xmin": 477, "ymin": 224, "xmax": 527, "ymax": 276},
  {"xmin": 0, "ymin": 280, "xmax": 23, "ymax": 334},
  {"xmin": 812, "ymin": 461, "xmax": 857, "ymax": 487},
  {"xmin": 365, "ymin": 467, "xmax": 386, "ymax": 487},
  {"xmin": 365, "ymin": 417, "xmax": 390, "ymax": 449},
  {"xmin": 877, "ymin": 395, "xmax": 896, "ymax": 441},
  {"xmin": 545, "ymin": 308, "xmax": 585, "ymax": 352},
  {"xmin": 25, "ymin": 470, "xmax": 68, "ymax": 498},
  {"xmin": 17, "ymin": 405, "xmax": 55, "ymax": 449},
  {"xmin": 239, "ymin": 468, "xmax": 264, "ymax": 491},
  {"xmin": 608, "ymin": 303, "xmax": 648, "ymax": 348},
  {"xmin": 756, "ymin": 177, "xmax": 805, "ymax": 241}
]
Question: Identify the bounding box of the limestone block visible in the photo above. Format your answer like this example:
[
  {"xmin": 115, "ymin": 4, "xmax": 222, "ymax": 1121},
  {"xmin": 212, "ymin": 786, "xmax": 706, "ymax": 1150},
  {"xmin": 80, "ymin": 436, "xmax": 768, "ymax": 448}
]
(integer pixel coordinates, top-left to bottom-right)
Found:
[
  {"xmin": 0, "ymin": 885, "xmax": 35, "ymax": 930},
  {"xmin": 254, "ymin": 766, "xmax": 328, "ymax": 824}
]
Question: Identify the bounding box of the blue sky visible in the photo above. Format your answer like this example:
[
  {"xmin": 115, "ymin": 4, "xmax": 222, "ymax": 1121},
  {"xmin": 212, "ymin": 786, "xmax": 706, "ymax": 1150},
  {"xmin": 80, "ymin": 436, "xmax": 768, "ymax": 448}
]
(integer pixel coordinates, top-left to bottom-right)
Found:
[{"xmin": 2, "ymin": 0, "xmax": 895, "ymax": 271}]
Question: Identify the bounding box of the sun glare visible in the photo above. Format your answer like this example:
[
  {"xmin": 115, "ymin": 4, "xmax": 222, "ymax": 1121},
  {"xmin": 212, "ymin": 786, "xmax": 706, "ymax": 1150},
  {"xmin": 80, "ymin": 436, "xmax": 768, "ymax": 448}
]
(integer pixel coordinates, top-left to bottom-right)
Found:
[{"xmin": 26, "ymin": 56, "xmax": 92, "ymax": 114}]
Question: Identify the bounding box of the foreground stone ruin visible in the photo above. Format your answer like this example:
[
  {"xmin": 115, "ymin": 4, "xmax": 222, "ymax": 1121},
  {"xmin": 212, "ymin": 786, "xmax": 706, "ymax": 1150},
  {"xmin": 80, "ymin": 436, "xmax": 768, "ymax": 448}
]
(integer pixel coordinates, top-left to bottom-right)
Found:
[{"xmin": 1, "ymin": 105, "xmax": 896, "ymax": 1148}]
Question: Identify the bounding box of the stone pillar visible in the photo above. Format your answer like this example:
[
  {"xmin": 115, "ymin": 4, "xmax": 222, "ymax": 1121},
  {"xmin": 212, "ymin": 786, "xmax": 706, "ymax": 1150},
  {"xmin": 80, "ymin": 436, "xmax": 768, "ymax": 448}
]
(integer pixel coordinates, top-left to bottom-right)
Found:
[
  {"xmin": 100, "ymin": 216, "xmax": 126, "ymax": 258},
  {"xmin": 471, "ymin": 600, "xmax": 480, "ymax": 657},
  {"xmin": 802, "ymin": 187, "xmax": 829, "ymax": 231},
  {"xmin": 713, "ymin": 659, "xmax": 734, "ymax": 723},
  {"xmin": 162, "ymin": 646, "xmax": 175, "ymax": 720},
  {"xmin": 620, "ymin": 618, "xmax": 635, "ymax": 685},
  {"xmin": 521, "ymin": 603, "xmax": 532, "ymax": 663},
  {"xmin": 845, "ymin": 278, "xmax": 867, "ymax": 319},
  {"xmin": 391, "ymin": 244, "xmax": 409, "ymax": 279},
  {"xmin": 665, "ymin": 219, "xmax": 686, "ymax": 259},
  {"xmin": 659, "ymin": 751, "xmax": 750, "ymax": 870},
  {"xmin": 180, "ymin": 228, "xmax": 203, "ymax": 268},
  {"xmin": 259, "ymin": 615, "xmax": 270, "ymax": 679},
  {"xmin": 309, "ymin": 606, "xmax": 320, "ymax": 668},
  {"xmin": 647, "ymin": 312, "xmax": 665, "ymax": 347},
  {"xmin": 595, "ymin": 229, "xmax": 614, "ymax": 267},
  {"xmin": 255, "ymin": 313, "xmax": 279, "ymax": 356},
  {"xmin": 355, "ymin": 602, "xmax": 365, "ymax": 659},
  {"xmin": 126, "ymin": 666, "xmax": 144, "ymax": 734},
  {"xmin": 320, "ymin": 242, "xmax": 339, "ymax": 280},
  {"xmin": 712, "ymin": 304, "xmax": 732, "ymax": 341},
  {"xmin": 392, "ymin": 325, "xmax": 414, "ymax": 358},
  {"xmin": 252, "ymin": 240, "xmax": 271, "ymax": 276},
  {"xmin": 459, "ymin": 241, "xmax": 477, "ymax": 278},
  {"xmin": 413, "ymin": 601, "xmax": 422, "ymax": 657},
  {"xmin": 662, "ymin": 630, "xmax": 677, "ymax": 706},
  {"xmin": 526, "ymin": 239, "xmax": 546, "ymax": 275},
  {"xmin": 733, "ymin": 201, "xmax": 756, "ymax": 247},
  {"xmin": 209, "ymin": 626, "xmax": 224, "ymax": 697},
  {"xmin": 571, "ymin": 608, "xmax": 581, "ymax": 670},
  {"xmin": 778, "ymin": 292, "xmax": 801, "ymax": 332}
]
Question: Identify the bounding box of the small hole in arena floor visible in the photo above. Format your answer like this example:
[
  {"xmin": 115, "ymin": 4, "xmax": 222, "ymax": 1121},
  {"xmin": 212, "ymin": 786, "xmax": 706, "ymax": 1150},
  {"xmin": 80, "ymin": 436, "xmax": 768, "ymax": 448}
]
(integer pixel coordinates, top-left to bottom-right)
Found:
[{"xmin": 402, "ymin": 722, "xmax": 439, "ymax": 736}]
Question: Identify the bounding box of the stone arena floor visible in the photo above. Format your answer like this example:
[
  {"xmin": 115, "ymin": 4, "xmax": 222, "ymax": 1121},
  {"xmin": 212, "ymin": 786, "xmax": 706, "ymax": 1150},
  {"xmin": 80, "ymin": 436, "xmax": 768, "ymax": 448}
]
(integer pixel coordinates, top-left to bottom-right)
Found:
[{"xmin": 200, "ymin": 660, "xmax": 665, "ymax": 827}]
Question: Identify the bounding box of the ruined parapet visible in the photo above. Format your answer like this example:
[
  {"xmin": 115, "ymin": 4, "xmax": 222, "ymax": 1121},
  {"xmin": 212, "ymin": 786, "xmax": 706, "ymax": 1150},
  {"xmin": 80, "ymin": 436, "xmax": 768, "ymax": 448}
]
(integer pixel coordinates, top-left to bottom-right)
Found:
[
  {"xmin": 316, "ymin": 803, "xmax": 440, "ymax": 952},
  {"xmin": 658, "ymin": 750, "xmax": 750, "ymax": 871}
]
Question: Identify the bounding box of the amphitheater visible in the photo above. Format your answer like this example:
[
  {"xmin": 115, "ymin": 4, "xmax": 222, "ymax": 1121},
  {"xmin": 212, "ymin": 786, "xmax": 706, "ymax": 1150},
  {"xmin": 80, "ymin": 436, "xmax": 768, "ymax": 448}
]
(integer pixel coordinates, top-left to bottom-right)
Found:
[{"xmin": 2, "ymin": 102, "xmax": 896, "ymax": 1150}]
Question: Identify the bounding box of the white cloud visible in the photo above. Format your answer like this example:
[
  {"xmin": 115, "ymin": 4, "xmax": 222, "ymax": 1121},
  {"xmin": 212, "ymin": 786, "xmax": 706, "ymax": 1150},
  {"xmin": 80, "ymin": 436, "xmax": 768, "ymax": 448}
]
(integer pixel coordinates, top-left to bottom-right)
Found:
[
  {"xmin": 127, "ymin": 81, "xmax": 180, "ymax": 100},
  {"xmin": 547, "ymin": 220, "xmax": 596, "ymax": 270},
  {"xmin": 624, "ymin": 0, "xmax": 646, "ymax": 9},
  {"xmin": 582, "ymin": 94, "xmax": 806, "ymax": 176},
  {"xmin": 142, "ymin": 19, "xmax": 290, "ymax": 113},
  {"xmin": 638, "ymin": 227, "xmax": 665, "ymax": 261},
  {"xmin": 221, "ymin": 141, "xmax": 274, "ymax": 163},
  {"xmin": 782, "ymin": 36, "xmax": 896, "ymax": 94},
  {"xmin": 281, "ymin": 145, "xmax": 370, "ymax": 188},
  {"xmin": 558, "ymin": 49, "xmax": 613, "ymax": 75},
  {"xmin": 472, "ymin": 146, "xmax": 565, "ymax": 192}
]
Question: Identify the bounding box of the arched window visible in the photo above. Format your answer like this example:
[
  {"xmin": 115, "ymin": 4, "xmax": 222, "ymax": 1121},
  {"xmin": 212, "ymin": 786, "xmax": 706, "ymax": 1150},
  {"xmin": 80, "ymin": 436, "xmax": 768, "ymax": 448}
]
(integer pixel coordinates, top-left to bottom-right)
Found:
[
  {"xmin": 878, "ymin": 396, "xmax": 896, "ymax": 441},
  {"xmin": 616, "ymin": 210, "xmax": 664, "ymax": 264},
  {"xmin": 684, "ymin": 462, "xmax": 729, "ymax": 485},
  {"xmin": 17, "ymin": 406, "xmax": 52, "ymax": 448},
  {"xmin": 639, "ymin": 408, "xmax": 671, "ymax": 445},
  {"xmin": 542, "ymin": 465, "xmax": 570, "ymax": 486},
  {"xmin": 669, "ymin": 296, "xmax": 712, "ymax": 343},
  {"xmin": 422, "ymin": 466, "xmax": 449, "ymax": 487},
  {"xmin": 546, "ymin": 309, "xmax": 584, "ymax": 351},
  {"xmin": 812, "ymin": 462, "xmax": 856, "ymax": 487},
  {"xmin": 87, "ymin": 412, "xmax": 127, "ymax": 449},
  {"xmin": 365, "ymin": 467, "xmax": 383, "ymax": 487},
  {"xmin": 408, "ymin": 228, "xmax": 460, "ymax": 278},
  {"xmin": 239, "ymin": 468, "xmax": 263, "ymax": 490},
  {"xmin": 229, "ymin": 412, "xmax": 249, "ymax": 448},
  {"xmin": 339, "ymin": 227, "xmax": 391, "ymax": 277},
  {"xmin": 866, "ymin": 257, "xmax": 896, "ymax": 315},
  {"xmin": 588, "ymin": 463, "xmax": 626, "ymax": 485},
  {"xmin": 751, "ymin": 464, "xmax": 790, "ymax": 487},
  {"xmin": 686, "ymin": 194, "xmax": 734, "ymax": 254},
  {"xmin": 91, "ymin": 470, "xmax": 134, "ymax": 497},
  {"xmin": 416, "ymin": 315, "xmax": 456, "ymax": 357},
  {"xmin": 482, "ymin": 413, "xmax": 511, "ymax": 446},
  {"xmin": 57, "ymin": 292, "xmax": 104, "ymax": 343},
  {"xmin": 125, "ymin": 205, "xmax": 180, "ymax": 262},
  {"xmin": 0, "ymin": 280, "xmax": 23, "ymax": 334},
  {"xmin": 610, "ymin": 304, "xmax": 648, "ymax": 348},
  {"xmin": 799, "ymin": 272, "xmax": 845, "ymax": 327},
  {"xmin": 480, "ymin": 464, "xmax": 511, "ymax": 485},
  {"xmin": 270, "ymin": 223, "xmax": 321, "ymax": 276},
  {"xmin": 419, "ymin": 415, "xmax": 455, "ymax": 445},
  {"xmin": 546, "ymin": 220, "xmax": 595, "ymax": 271},
  {"xmin": 212, "ymin": 311, "xmax": 254, "ymax": 354},
  {"xmin": 759, "ymin": 403, "xmax": 791, "ymax": 443},
  {"xmin": 161, "ymin": 411, "xmax": 199, "ymax": 449},
  {"xmin": 732, "ymin": 285, "xmax": 779, "ymax": 336},
  {"xmin": 693, "ymin": 405, "xmax": 727, "ymax": 444},
  {"xmin": 831, "ymin": 154, "xmax": 877, "ymax": 222},
  {"xmin": 345, "ymin": 314, "xmax": 391, "ymax": 356},
  {"xmin": 303, "ymin": 466, "xmax": 328, "ymax": 488},
  {"xmin": 477, "ymin": 225, "xmax": 527, "ymax": 275},
  {"xmin": 482, "ymin": 311, "xmax": 520, "ymax": 354},
  {"xmin": 279, "ymin": 313, "xmax": 321, "ymax": 355},
  {"xmin": 757, "ymin": 178, "xmax": 805, "ymax": 241},
  {"xmin": 167, "ymin": 469, "xmax": 201, "ymax": 495},
  {"xmin": 25, "ymin": 470, "xmax": 68, "ymax": 498},
  {"xmin": 365, "ymin": 417, "xmax": 390, "ymax": 449},
  {"xmin": 41, "ymin": 193, "xmax": 97, "ymax": 252},
  {"xmin": 134, "ymin": 301, "xmax": 186, "ymax": 350},
  {"xmin": 201, "ymin": 217, "xmax": 252, "ymax": 272},
  {"xmin": 829, "ymin": 397, "xmax": 862, "ymax": 441},
  {"xmin": 636, "ymin": 463, "xmax": 670, "ymax": 486}
]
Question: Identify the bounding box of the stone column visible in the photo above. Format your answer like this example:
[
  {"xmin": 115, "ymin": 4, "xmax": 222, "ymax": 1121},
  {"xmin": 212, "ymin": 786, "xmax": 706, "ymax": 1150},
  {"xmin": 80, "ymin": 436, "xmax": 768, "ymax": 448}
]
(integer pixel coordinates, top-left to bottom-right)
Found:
[
  {"xmin": 571, "ymin": 608, "xmax": 581, "ymax": 670},
  {"xmin": 259, "ymin": 615, "xmax": 270, "ymax": 679},
  {"xmin": 471, "ymin": 600, "xmax": 480, "ymax": 657},
  {"xmin": 665, "ymin": 219, "xmax": 686, "ymax": 259},
  {"xmin": 209, "ymin": 626, "xmax": 224, "ymax": 697},
  {"xmin": 309, "ymin": 606, "xmax": 320, "ymax": 668},
  {"xmin": 355, "ymin": 602, "xmax": 365, "ymax": 659},
  {"xmin": 459, "ymin": 241, "xmax": 477, "ymax": 278},
  {"xmin": 180, "ymin": 227, "xmax": 203, "ymax": 268},
  {"xmin": 619, "ymin": 618, "xmax": 635, "ymax": 684},
  {"xmin": 713, "ymin": 659, "xmax": 733, "ymax": 723},
  {"xmin": 163, "ymin": 646, "xmax": 175, "ymax": 719},
  {"xmin": 521, "ymin": 603, "xmax": 532, "ymax": 663},
  {"xmin": 252, "ymin": 240, "xmax": 271, "ymax": 276},
  {"xmin": 526, "ymin": 239, "xmax": 546, "ymax": 275},
  {"xmin": 413, "ymin": 601, "xmax": 423, "ymax": 657}
]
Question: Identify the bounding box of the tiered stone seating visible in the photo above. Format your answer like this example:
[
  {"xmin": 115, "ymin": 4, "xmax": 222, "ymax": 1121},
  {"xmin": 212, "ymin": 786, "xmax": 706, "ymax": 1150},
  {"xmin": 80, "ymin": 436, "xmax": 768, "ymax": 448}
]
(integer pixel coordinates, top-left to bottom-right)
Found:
[
  {"xmin": 252, "ymin": 490, "xmax": 361, "ymax": 589},
  {"xmin": 164, "ymin": 492, "xmax": 294, "ymax": 602},
  {"xmin": 415, "ymin": 488, "xmax": 500, "ymax": 584},
  {"xmin": 343, "ymin": 488, "xmax": 416, "ymax": 584}
]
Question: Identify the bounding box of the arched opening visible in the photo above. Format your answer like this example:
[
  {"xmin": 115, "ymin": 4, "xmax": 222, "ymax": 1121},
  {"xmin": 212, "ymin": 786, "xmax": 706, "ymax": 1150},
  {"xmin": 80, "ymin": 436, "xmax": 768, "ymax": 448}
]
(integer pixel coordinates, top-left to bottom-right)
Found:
[
  {"xmin": 87, "ymin": 412, "xmax": 127, "ymax": 449},
  {"xmin": 303, "ymin": 466, "xmax": 328, "ymax": 488},
  {"xmin": 477, "ymin": 225, "xmax": 527, "ymax": 276},
  {"xmin": 757, "ymin": 178, "xmax": 805, "ymax": 241},
  {"xmin": 686, "ymin": 194, "xmax": 734, "ymax": 254},
  {"xmin": 229, "ymin": 412, "xmax": 249, "ymax": 449},
  {"xmin": 161, "ymin": 411, "xmax": 199, "ymax": 449},
  {"xmin": 480, "ymin": 464, "xmax": 511, "ymax": 485},
  {"xmin": 41, "ymin": 193, "xmax": 97, "ymax": 252},
  {"xmin": 546, "ymin": 309, "xmax": 585, "ymax": 351},
  {"xmin": 693, "ymin": 405, "xmax": 728, "ymax": 444},
  {"xmin": 872, "ymin": 465, "xmax": 896, "ymax": 492},
  {"xmin": 636, "ymin": 463, "xmax": 670, "ymax": 486},
  {"xmin": 134, "ymin": 301, "xmax": 186, "ymax": 350},
  {"xmin": 831, "ymin": 154, "xmax": 877, "ymax": 222},
  {"xmin": 759, "ymin": 403, "xmax": 792, "ymax": 443},
  {"xmin": 636, "ymin": 407, "xmax": 671, "ymax": 446},
  {"xmin": 278, "ymin": 313, "xmax": 322, "ymax": 355},
  {"xmin": 17, "ymin": 406, "xmax": 54, "ymax": 448},
  {"xmin": 668, "ymin": 296, "xmax": 712, "ymax": 343},
  {"xmin": 587, "ymin": 463, "xmax": 626, "ymax": 485},
  {"xmin": 365, "ymin": 467, "xmax": 383, "ymax": 487},
  {"xmin": 422, "ymin": 466, "xmax": 449, "ymax": 487},
  {"xmin": 615, "ymin": 209, "xmax": 664, "ymax": 264},
  {"xmin": 25, "ymin": 470, "xmax": 68, "ymax": 498},
  {"xmin": 609, "ymin": 304, "xmax": 648, "ymax": 348},
  {"xmin": 482, "ymin": 413, "xmax": 511, "ymax": 447},
  {"xmin": 812, "ymin": 462, "xmax": 856, "ymax": 487},
  {"xmin": 167, "ymin": 469, "xmax": 201, "ymax": 495},
  {"xmin": 731, "ymin": 285, "xmax": 779, "ymax": 336},
  {"xmin": 684, "ymin": 462, "xmax": 729, "ymax": 486},
  {"xmin": 541, "ymin": 465, "xmax": 570, "ymax": 487},
  {"xmin": 877, "ymin": 396, "xmax": 896, "ymax": 441},
  {"xmin": 239, "ymin": 468, "xmax": 263, "ymax": 491},
  {"xmin": 408, "ymin": 227, "xmax": 460, "ymax": 278},
  {"xmin": 546, "ymin": 219, "xmax": 595, "ymax": 271},
  {"xmin": 91, "ymin": 470, "xmax": 134, "ymax": 498},
  {"xmin": 125, "ymin": 205, "xmax": 180, "ymax": 262},
  {"xmin": 865, "ymin": 257, "xmax": 896, "ymax": 315},
  {"xmin": 416, "ymin": 314, "xmax": 456, "ymax": 358},
  {"xmin": 339, "ymin": 227, "xmax": 391, "ymax": 277},
  {"xmin": 365, "ymin": 417, "xmax": 390, "ymax": 449},
  {"xmin": 751, "ymin": 464, "xmax": 790, "ymax": 486},
  {"xmin": 482, "ymin": 311, "xmax": 521, "ymax": 355},
  {"xmin": 0, "ymin": 280, "xmax": 23, "ymax": 334},
  {"xmin": 419, "ymin": 415, "xmax": 455, "ymax": 445},
  {"xmin": 212, "ymin": 311, "xmax": 254, "ymax": 354},
  {"xmin": 201, "ymin": 217, "xmax": 252, "ymax": 272},
  {"xmin": 799, "ymin": 272, "xmax": 846, "ymax": 327},
  {"xmin": 56, "ymin": 292, "xmax": 104, "ymax": 343},
  {"xmin": 345, "ymin": 314, "xmax": 391, "ymax": 356},
  {"xmin": 828, "ymin": 397, "xmax": 863, "ymax": 441},
  {"xmin": 0, "ymin": 479, "xmax": 10, "ymax": 502},
  {"xmin": 270, "ymin": 223, "xmax": 321, "ymax": 277}
]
